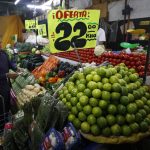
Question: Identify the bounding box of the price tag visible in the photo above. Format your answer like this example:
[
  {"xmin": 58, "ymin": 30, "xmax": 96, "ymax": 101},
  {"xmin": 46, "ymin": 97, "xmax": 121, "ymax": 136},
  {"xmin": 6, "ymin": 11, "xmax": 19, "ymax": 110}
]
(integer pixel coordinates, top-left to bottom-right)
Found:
[
  {"xmin": 48, "ymin": 10, "xmax": 100, "ymax": 53},
  {"xmin": 38, "ymin": 24, "xmax": 47, "ymax": 36},
  {"xmin": 25, "ymin": 20, "xmax": 38, "ymax": 29}
]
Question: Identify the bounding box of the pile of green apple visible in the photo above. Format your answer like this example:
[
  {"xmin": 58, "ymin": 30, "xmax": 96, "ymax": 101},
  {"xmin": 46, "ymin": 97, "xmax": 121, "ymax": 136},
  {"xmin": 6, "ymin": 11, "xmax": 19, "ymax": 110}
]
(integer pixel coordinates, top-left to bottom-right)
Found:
[{"xmin": 58, "ymin": 63, "xmax": 150, "ymax": 137}]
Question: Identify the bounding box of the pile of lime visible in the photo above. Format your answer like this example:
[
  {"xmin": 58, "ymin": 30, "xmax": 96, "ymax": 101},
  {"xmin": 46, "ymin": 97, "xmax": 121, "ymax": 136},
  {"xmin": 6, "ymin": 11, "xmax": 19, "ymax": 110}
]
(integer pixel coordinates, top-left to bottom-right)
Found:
[{"xmin": 58, "ymin": 63, "xmax": 150, "ymax": 137}]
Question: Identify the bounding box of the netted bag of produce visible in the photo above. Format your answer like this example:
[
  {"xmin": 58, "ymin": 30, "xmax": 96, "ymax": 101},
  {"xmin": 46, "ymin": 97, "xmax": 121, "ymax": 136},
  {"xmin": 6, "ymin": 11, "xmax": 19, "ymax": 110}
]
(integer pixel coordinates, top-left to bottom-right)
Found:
[
  {"xmin": 22, "ymin": 102, "xmax": 33, "ymax": 126},
  {"xmin": 54, "ymin": 101, "xmax": 69, "ymax": 131},
  {"xmin": 13, "ymin": 128, "xmax": 30, "ymax": 150},
  {"xmin": 25, "ymin": 74, "xmax": 36, "ymax": 85},
  {"xmin": 3, "ymin": 132, "xmax": 19, "ymax": 150},
  {"xmin": 31, "ymin": 94, "xmax": 43, "ymax": 118},
  {"xmin": 36, "ymin": 92, "xmax": 58, "ymax": 132},
  {"xmin": 30, "ymin": 121, "xmax": 44, "ymax": 150},
  {"xmin": 12, "ymin": 82, "xmax": 22, "ymax": 95},
  {"xmin": 15, "ymin": 75, "xmax": 28, "ymax": 88}
]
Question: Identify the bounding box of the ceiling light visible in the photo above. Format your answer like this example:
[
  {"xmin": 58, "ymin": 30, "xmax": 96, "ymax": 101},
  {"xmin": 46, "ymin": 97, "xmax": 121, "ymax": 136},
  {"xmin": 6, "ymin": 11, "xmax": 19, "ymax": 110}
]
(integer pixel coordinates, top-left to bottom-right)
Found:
[
  {"xmin": 14, "ymin": 0, "xmax": 21, "ymax": 5},
  {"xmin": 27, "ymin": 4, "xmax": 52, "ymax": 10}
]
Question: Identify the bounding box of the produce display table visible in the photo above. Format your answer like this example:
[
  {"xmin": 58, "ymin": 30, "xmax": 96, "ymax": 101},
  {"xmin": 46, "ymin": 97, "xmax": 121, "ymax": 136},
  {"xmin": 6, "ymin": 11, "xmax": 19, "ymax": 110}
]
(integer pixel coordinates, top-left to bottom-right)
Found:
[{"xmin": 80, "ymin": 129, "xmax": 150, "ymax": 144}]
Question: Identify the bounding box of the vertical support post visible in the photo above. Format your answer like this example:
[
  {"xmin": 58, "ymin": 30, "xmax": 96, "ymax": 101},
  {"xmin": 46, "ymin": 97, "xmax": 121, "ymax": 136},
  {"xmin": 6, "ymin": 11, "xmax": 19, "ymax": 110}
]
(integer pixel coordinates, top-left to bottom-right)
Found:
[
  {"xmin": 143, "ymin": 39, "xmax": 150, "ymax": 84},
  {"xmin": 123, "ymin": 0, "xmax": 128, "ymax": 41}
]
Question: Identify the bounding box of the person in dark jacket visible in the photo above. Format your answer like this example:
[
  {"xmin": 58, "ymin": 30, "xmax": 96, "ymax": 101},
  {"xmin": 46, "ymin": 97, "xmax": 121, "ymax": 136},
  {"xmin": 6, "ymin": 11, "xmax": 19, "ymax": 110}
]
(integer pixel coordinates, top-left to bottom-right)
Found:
[{"xmin": 0, "ymin": 49, "xmax": 18, "ymax": 133}]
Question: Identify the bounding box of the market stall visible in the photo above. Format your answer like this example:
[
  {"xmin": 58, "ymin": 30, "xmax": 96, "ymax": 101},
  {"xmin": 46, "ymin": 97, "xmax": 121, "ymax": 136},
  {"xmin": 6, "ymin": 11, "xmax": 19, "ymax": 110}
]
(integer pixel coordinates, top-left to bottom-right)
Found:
[{"xmin": 0, "ymin": 0, "xmax": 150, "ymax": 150}]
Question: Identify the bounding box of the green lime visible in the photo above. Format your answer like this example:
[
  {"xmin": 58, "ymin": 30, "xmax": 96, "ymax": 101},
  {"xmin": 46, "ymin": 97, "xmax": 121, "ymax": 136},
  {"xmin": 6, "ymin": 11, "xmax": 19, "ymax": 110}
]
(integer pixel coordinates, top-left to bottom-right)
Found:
[
  {"xmin": 62, "ymin": 98, "xmax": 67, "ymax": 104},
  {"xmin": 121, "ymin": 86, "xmax": 128, "ymax": 96},
  {"xmin": 105, "ymin": 69, "xmax": 112, "ymax": 78},
  {"xmin": 77, "ymin": 84, "xmax": 86, "ymax": 92},
  {"xmin": 76, "ymin": 102, "xmax": 83, "ymax": 112},
  {"xmin": 111, "ymin": 124, "xmax": 121, "ymax": 136},
  {"xmin": 89, "ymin": 98, "xmax": 98, "ymax": 107},
  {"xmin": 78, "ymin": 111, "xmax": 87, "ymax": 122},
  {"xmin": 140, "ymin": 121, "xmax": 149, "ymax": 132},
  {"xmin": 144, "ymin": 105, "xmax": 150, "ymax": 114},
  {"xmin": 130, "ymin": 123, "xmax": 139, "ymax": 133},
  {"xmin": 116, "ymin": 115, "xmax": 125, "ymax": 125},
  {"xmin": 102, "ymin": 78, "xmax": 109, "ymax": 84},
  {"xmin": 80, "ymin": 79, "xmax": 87, "ymax": 84},
  {"xmin": 71, "ymin": 88, "xmax": 78, "ymax": 97},
  {"xmin": 139, "ymin": 109, "xmax": 147, "ymax": 117},
  {"xmin": 93, "ymin": 74, "xmax": 101, "ymax": 82},
  {"xmin": 128, "ymin": 93, "xmax": 135, "ymax": 102},
  {"xmin": 129, "ymin": 74, "xmax": 139, "ymax": 82},
  {"xmin": 97, "ymin": 82, "xmax": 103, "ymax": 90},
  {"xmin": 59, "ymin": 94, "xmax": 64, "ymax": 99},
  {"xmin": 92, "ymin": 89, "xmax": 102, "ymax": 98},
  {"xmin": 117, "ymin": 104, "xmax": 126, "ymax": 115},
  {"xmin": 108, "ymin": 104, "xmax": 117, "ymax": 115},
  {"xmin": 116, "ymin": 73, "xmax": 122, "ymax": 79},
  {"xmin": 101, "ymin": 91, "xmax": 111, "ymax": 101},
  {"xmin": 66, "ymin": 102, "xmax": 72, "ymax": 110},
  {"xmin": 71, "ymin": 106, "xmax": 78, "ymax": 115},
  {"xmin": 102, "ymin": 127, "xmax": 111, "ymax": 137},
  {"xmin": 127, "ymin": 103, "xmax": 138, "ymax": 114},
  {"xmin": 86, "ymin": 74, "xmax": 93, "ymax": 82},
  {"xmin": 118, "ymin": 79, "xmax": 126, "ymax": 86},
  {"xmin": 84, "ymin": 88, "xmax": 92, "ymax": 97},
  {"xmin": 92, "ymin": 107, "xmax": 102, "ymax": 117},
  {"xmin": 135, "ymin": 100, "xmax": 144, "ymax": 109},
  {"xmin": 103, "ymin": 83, "xmax": 112, "ymax": 92},
  {"xmin": 87, "ymin": 114, "xmax": 96, "ymax": 125},
  {"xmin": 122, "ymin": 125, "xmax": 132, "ymax": 136},
  {"xmin": 83, "ymin": 105, "xmax": 92, "ymax": 115},
  {"xmin": 120, "ymin": 96, "xmax": 129, "ymax": 106},
  {"xmin": 70, "ymin": 97, "xmax": 78, "ymax": 106},
  {"xmin": 126, "ymin": 114, "xmax": 135, "ymax": 123},
  {"xmin": 79, "ymin": 96, "xmax": 89, "ymax": 106},
  {"xmin": 135, "ymin": 113, "xmax": 143, "ymax": 123},
  {"xmin": 97, "ymin": 117, "xmax": 107, "ymax": 128},
  {"xmin": 77, "ymin": 72, "xmax": 85, "ymax": 80},
  {"xmin": 68, "ymin": 114, "xmax": 76, "ymax": 122},
  {"xmin": 106, "ymin": 115, "xmax": 116, "ymax": 126},
  {"xmin": 91, "ymin": 125, "xmax": 100, "ymax": 136},
  {"xmin": 77, "ymin": 92, "xmax": 84, "ymax": 99},
  {"xmin": 112, "ymin": 83, "xmax": 122, "ymax": 92},
  {"xmin": 99, "ymin": 100, "xmax": 108, "ymax": 110},
  {"xmin": 73, "ymin": 118, "xmax": 81, "ymax": 129},
  {"xmin": 87, "ymin": 81, "xmax": 97, "ymax": 90},
  {"xmin": 97, "ymin": 68, "xmax": 106, "ymax": 77},
  {"xmin": 111, "ymin": 92, "xmax": 121, "ymax": 102},
  {"xmin": 84, "ymin": 67, "xmax": 94, "ymax": 75},
  {"xmin": 109, "ymin": 76, "xmax": 119, "ymax": 84},
  {"xmin": 141, "ymin": 97, "xmax": 147, "ymax": 104},
  {"xmin": 81, "ymin": 122, "xmax": 90, "ymax": 133}
]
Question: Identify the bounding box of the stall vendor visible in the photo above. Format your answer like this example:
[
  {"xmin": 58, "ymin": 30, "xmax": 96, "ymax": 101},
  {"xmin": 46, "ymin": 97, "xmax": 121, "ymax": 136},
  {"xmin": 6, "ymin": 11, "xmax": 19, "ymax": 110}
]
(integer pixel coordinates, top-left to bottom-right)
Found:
[{"xmin": 0, "ymin": 49, "xmax": 18, "ymax": 132}]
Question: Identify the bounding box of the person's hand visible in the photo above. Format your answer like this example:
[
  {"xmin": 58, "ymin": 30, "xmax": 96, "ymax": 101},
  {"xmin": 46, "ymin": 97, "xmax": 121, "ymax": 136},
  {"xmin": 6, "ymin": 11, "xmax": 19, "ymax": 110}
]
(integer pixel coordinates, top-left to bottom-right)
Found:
[{"xmin": 6, "ymin": 73, "xmax": 18, "ymax": 79}]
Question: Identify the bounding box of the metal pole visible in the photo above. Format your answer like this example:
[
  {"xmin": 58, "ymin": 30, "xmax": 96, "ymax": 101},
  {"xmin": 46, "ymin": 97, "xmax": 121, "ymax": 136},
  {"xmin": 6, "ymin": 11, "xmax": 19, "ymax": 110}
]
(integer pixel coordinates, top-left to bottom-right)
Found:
[
  {"xmin": 123, "ymin": 0, "xmax": 128, "ymax": 41},
  {"xmin": 143, "ymin": 39, "xmax": 150, "ymax": 84}
]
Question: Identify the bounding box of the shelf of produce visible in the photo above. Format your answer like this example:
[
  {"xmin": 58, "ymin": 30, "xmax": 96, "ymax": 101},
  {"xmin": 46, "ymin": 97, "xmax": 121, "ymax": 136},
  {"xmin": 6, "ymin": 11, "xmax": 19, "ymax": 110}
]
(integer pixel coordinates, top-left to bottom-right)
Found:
[
  {"xmin": 80, "ymin": 129, "xmax": 150, "ymax": 144},
  {"xmin": 42, "ymin": 55, "xmax": 79, "ymax": 65}
]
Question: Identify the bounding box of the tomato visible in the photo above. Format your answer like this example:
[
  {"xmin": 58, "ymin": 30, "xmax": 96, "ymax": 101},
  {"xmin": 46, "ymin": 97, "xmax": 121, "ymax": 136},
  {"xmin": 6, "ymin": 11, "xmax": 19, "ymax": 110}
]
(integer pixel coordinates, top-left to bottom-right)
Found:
[
  {"xmin": 139, "ymin": 72, "xmax": 144, "ymax": 77},
  {"xmin": 136, "ymin": 61, "xmax": 141, "ymax": 66},
  {"xmin": 137, "ymin": 66, "xmax": 145, "ymax": 72},
  {"xmin": 125, "ymin": 61, "xmax": 130, "ymax": 65}
]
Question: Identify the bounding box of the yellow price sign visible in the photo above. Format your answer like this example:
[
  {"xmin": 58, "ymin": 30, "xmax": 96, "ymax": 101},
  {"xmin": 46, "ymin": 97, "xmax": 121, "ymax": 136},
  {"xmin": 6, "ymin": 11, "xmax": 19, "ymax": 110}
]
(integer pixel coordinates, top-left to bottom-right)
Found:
[
  {"xmin": 38, "ymin": 24, "xmax": 47, "ymax": 36},
  {"xmin": 25, "ymin": 20, "xmax": 38, "ymax": 29},
  {"xmin": 48, "ymin": 10, "xmax": 100, "ymax": 53}
]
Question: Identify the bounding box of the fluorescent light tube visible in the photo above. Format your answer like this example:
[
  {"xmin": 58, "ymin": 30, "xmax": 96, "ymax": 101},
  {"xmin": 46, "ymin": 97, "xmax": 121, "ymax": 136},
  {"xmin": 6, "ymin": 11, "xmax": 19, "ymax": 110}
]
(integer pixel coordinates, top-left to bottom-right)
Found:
[{"xmin": 14, "ymin": 0, "xmax": 21, "ymax": 5}]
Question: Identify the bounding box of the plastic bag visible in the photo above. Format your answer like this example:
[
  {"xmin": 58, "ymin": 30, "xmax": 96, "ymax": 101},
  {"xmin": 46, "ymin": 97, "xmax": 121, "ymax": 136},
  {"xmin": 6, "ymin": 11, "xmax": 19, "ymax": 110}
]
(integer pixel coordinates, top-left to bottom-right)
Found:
[
  {"xmin": 40, "ymin": 128, "xmax": 64, "ymax": 150},
  {"xmin": 62, "ymin": 123, "xmax": 80, "ymax": 150}
]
